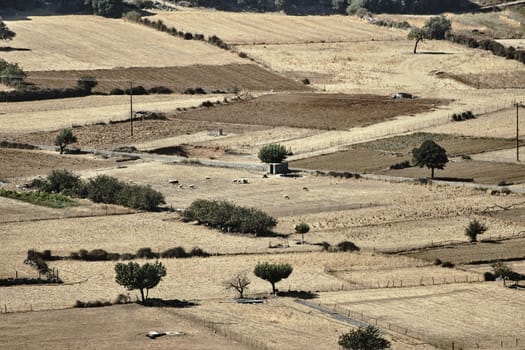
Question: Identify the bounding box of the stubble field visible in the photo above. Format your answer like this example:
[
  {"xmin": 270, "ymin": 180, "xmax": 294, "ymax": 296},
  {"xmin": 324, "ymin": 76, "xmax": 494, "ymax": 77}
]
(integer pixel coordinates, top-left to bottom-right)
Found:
[{"xmin": 2, "ymin": 7, "xmax": 525, "ymax": 350}]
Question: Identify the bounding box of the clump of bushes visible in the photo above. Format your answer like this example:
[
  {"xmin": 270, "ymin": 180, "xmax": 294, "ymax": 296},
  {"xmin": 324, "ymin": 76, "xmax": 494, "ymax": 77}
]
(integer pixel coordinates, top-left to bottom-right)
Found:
[
  {"xmin": 183, "ymin": 87, "xmax": 207, "ymax": 95},
  {"xmin": 389, "ymin": 160, "xmax": 411, "ymax": 170},
  {"xmin": 183, "ymin": 199, "xmax": 277, "ymax": 235},
  {"xmin": 451, "ymin": 111, "xmax": 475, "ymax": 122},
  {"xmin": 75, "ymin": 300, "xmax": 112, "ymax": 308},
  {"xmin": 441, "ymin": 261, "xmax": 455, "ymax": 268},
  {"xmin": 34, "ymin": 170, "xmax": 165, "ymax": 211},
  {"xmin": 0, "ymin": 86, "xmax": 89, "ymax": 102},
  {"xmin": 318, "ymin": 241, "xmax": 360, "ymax": 252}
]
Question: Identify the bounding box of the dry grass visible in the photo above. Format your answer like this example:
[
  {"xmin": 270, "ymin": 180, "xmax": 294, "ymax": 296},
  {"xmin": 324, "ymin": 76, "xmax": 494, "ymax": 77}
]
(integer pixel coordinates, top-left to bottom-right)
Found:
[
  {"xmin": 3, "ymin": 15, "xmax": 244, "ymax": 71},
  {"xmin": 0, "ymin": 304, "xmax": 249, "ymax": 350},
  {"xmin": 317, "ymin": 283, "xmax": 525, "ymax": 349},
  {"xmin": 0, "ymin": 94, "xmax": 231, "ymax": 134},
  {"xmin": 151, "ymin": 8, "xmax": 406, "ymax": 45}
]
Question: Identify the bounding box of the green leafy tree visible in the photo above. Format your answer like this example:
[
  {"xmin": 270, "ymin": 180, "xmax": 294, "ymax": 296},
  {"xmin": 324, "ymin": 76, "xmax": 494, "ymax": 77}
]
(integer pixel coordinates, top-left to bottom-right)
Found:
[
  {"xmin": 412, "ymin": 139, "xmax": 448, "ymax": 178},
  {"xmin": 223, "ymin": 272, "xmax": 251, "ymax": 298},
  {"xmin": 91, "ymin": 0, "xmax": 124, "ymax": 18},
  {"xmin": 254, "ymin": 262, "xmax": 292, "ymax": 294},
  {"xmin": 0, "ymin": 21, "xmax": 15, "ymax": 43},
  {"xmin": 258, "ymin": 143, "xmax": 288, "ymax": 163},
  {"xmin": 0, "ymin": 59, "xmax": 26, "ymax": 87},
  {"xmin": 115, "ymin": 261, "xmax": 166, "ymax": 303},
  {"xmin": 54, "ymin": 128, "xmax": 78, "ymax": 154},
  {"xmin": 295, "ymin": 222, "xmax": 310, "ymax": 244},
  {"xmin": 338, "ymin": 326, "xmax": 391, "ymax": 350},
  {"xmin": 491, "ymin": 261, "xmax": 514, "ymax": 285},
  {"xmin": 41, "ymin": 169, "xmax": 86, "ymax": 196},
  {"xmin": 465, "ymin": 219, "xmax": 487, "ymax": 242},
  {"xmin": 408, "ymin": 15, "xmax": 451, "ymax": 54}
]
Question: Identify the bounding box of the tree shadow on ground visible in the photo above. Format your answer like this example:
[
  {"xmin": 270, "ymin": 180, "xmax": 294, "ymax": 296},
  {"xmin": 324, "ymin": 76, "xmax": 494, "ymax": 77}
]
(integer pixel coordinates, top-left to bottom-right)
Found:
[
  {"xmin": 276, "ymin": 290, "xmax": 318, "ymax": 299},
  {"xmin": 0, "ymin": 47, "xmax": 31, "ymax": 52},
  {"xmin": 141, "ymin": 298, "xmax": 198, "ymax": 308}
]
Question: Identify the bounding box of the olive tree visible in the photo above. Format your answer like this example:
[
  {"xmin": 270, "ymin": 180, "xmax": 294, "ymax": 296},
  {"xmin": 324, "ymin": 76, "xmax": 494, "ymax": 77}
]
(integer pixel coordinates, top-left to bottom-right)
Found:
[
  {"xmin": 412, "ymin": 139, "xmax": 448, "ymax": 178},
  {"xmin": 295, "ymin": 222, "xmax": 310, "ymax": 245},
  {"xmin": 115, "ymin": 261, "xmax": 166, "ymax": 303},
  {"xmin": 254, "ymin": 262, "xmax": 292, "ymax": 294},
  {"xmin": 54, "ymin": 128, "xmax": 78, "ymax": 154},
  {"xmin": 408, "ymin": 15, "xmax": 452, "ymax": 54},
  {"xmin": 258, "ymin": 143, "xmax": 288, "ymax": 163},
  {"xmin": 0, "ymin": 21, "xmax": 15, "ymax": 43},
  {"xmin": 77, "ymin": 76, "xmax": 98, "ymax": 93},
  {"xmin": 338, "ymin": 326, "xmax": 391, "ymax": 350}
]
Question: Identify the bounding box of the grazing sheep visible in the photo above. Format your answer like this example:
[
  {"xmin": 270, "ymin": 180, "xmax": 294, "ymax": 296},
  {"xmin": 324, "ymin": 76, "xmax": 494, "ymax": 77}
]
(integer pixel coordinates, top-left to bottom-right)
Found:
[
  {"xmin": 168, "ymin": 179, "xmax": 179, "ymax": 184},
  {"xmin": 283, "ymin": 194, "xmax": 290, "ymax": 199},
  {"xmin": 205, "ymin": 176, "xmax": 211, "ymax": 180},
  {"xmin": 302, "ymin": 187, "xmax": 309, "ymax": 191},
  {"xmin": 178, "ymin": 184, "xmax": 184, "ymax": 189},
  {"xmin": 189, "ymin": 184, "xmax": 195, "ymax": 189}
]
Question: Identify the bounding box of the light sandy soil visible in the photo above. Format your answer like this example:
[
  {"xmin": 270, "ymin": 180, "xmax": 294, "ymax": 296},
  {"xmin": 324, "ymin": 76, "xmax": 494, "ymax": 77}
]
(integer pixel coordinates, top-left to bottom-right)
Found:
[
  {"xmin": 2, "ymin": 15, "xmax": 244, "ymax": 71},
  {"xmin": 238, "ymin": 40, "xmax": 525, "ymax": 94},
  {"xmin": 0, "ymin": 304, "xmax": 249, "ymax": 350},
  {"xmin": 318, "ymin": 283, "xmax": 525, "ymax": 349},
  {"xmin": 151, "ymin": 8, "xmax": 406, "ymax": 44},
  {"xmin": 0, "ymin": 94, "xmax": 231, "ymax": 134}
]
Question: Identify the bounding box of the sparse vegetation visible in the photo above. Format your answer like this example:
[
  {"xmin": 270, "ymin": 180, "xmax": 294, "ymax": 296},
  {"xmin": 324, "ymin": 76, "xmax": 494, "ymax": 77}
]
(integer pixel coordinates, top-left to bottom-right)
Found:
[
  {"xmin": 0, "ymin": 189, "xmax": 79, "ymax": 208},
  {"xmin": 254, "ymin": 262, "xmax": 293, "ymax": 294},
  {"xmin": 408, "ymin": 16, "xmax": 452, "ymax": 54}
]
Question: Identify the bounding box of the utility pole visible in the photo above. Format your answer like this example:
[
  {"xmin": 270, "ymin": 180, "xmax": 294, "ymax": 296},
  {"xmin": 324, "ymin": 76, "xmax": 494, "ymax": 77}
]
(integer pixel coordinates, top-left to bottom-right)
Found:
[
  {"xmin": 514, "ymin": 102, "xmax": 523, "ymax": 162},
  {"xmin": 130, "ymin": 81, "xmax": 134, "ymax": 137}
]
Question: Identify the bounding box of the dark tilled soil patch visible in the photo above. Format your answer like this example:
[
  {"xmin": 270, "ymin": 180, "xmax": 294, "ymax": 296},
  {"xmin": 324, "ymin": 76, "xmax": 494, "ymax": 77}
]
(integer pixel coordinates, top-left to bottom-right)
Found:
[
  {"xmin": 27, "ymin": 64, "xmax": 308, "ymax": 94},
  {"xmin": 171, "ymin": 93, "xmax": 446, "ymax": 130}
]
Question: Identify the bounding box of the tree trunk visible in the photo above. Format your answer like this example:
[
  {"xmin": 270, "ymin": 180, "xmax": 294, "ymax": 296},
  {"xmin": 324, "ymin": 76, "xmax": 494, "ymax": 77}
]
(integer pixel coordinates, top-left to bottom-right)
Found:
[
  {"xmin": 59, "ymin": 145, "xmax": 65, "ymax": 154},
  {"xmin": 139, "ymin": 288, "xmax": 145, "ymax": 303},
  {"xmin": 413, "ymin": 38, "xmax": 421, "ymax": 54},
  {"xmin": 271, "ymin": 282, "xmax": 276, "ymax": 294},
  {"xmin": 431, "ymin": 167, "xmax": 435, "ymax": 179}
]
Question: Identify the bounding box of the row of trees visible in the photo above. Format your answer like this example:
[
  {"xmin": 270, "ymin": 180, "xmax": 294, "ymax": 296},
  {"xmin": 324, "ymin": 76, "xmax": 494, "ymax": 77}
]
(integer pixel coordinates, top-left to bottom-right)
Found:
[{"xmin": 347, "ymin": 0, "xmax": 476, "ymax": 14}]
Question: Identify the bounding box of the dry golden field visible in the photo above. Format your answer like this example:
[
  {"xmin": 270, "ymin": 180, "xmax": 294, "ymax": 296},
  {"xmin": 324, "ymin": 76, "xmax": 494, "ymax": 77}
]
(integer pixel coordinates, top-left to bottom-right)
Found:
[
  {"xmin": 317, "ymin": 283, "xmax": 525, "ymax": 349},
  {"xmin": 151, "ymin": 8, "xmax": 406, "ymax": 44},
  {"xmin": 2, "ymin": 7, "xmax": 525, "ymax": 350},
  {"xmin": 2, "ymin": 15, "xmax": 244, "ymax": 70}
]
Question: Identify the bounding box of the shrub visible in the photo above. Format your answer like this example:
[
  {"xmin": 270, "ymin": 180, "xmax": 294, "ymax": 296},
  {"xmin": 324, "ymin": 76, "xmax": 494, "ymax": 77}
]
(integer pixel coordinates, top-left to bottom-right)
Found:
[
  {"xmin": 238, "ymin": 52, "xmax": 248, "ymax": 58},
  {"xmin": 77, "ymin": 76, "xmax": 98, "ymax": 93},
  {"xmin": 433, "ymin": 258, "xmax": 442, "ymax": 266},
  {"xmin": 258, "ymin": 144, "xmax": 288, "ymax": 163},
  {"xmin": 389, "ymin": 160, "xmax": 410, "ymax": 170},
  {"xmin": 109, "ymin": 88, "xmax": 125, "ymax": 95},
  {"xmin": 190, "ymin": 247, "xmax": 210, "ymax": 257},
  {"xmin": 39, "ymin": 169, "xmax": 85, "ymax": 196},
  {"xmin": 337, "ymin": 241, "xmax": 360, "ymax": 252},
  {"xmin": 75, "ymin": 300, "xmax": 112, "ymax": 308},
  {"xmin": 194, "ymin": 87, "xmax": 206, "ymax": 94},
  {"xmin": 54, "ymin": 128, "xmax": 78, "ymax": 154},
  {"xmin": 86, "ymin": 249, "xmax": 109, "ymax": 261},
  {"xmin": 183, "ymin": 199, "xmax": 277, "ymax": 235},
  {"xmin": 147, "ymin": 86, "xmax": 173, "ymax": 94},
  {"xmin": 26, "ymin": 250, "xmax": 50, "ymax": 275},
  {"xmin": 124, "ymin": 10, "xmax": 142, "ymax": 22},
  {"xmin": 302, "ymin": 78, "xmax": 310, "ymax": 85},
  {"xmin": 87, "ymin": 175, "xmax": 123, "ymax": 204},
  {"xmin": 161, "ymin": 247, "xmax": 189, "ymax": 259},
  {"xmin": 441, "ymin": 261, "xmax": 455, "ymax": 268},
  {"xmin": 183, "ymin": 32, "xmax": 193, "ymax": 40},
  {"xmin": 124, "ymin": 85, "xmax": 147, "ymax": 95},
  {"xmin": 338, "ymin": 325, "xmax": 391, "ymax": 350},
  {"xmin": 136, "ymin": 247, "xmax": 159, "ymax": 259},
  {"xmin": 484, "ymin": 272, "xmax": 496, "ymax": 281}
]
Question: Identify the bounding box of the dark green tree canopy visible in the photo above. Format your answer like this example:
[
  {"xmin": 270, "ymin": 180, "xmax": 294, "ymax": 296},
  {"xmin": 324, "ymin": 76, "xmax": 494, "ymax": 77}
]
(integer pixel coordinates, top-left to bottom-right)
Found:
[
  {"xmin": 254, "ymin": 262, "xmax": 292, "ymax": 294},
  {"xmin": 412, "ymin": 139, "xmax": 448, "ymax": 178},
  {"xmin": 465, "ymin": 219, "xmax": 487, "ymax": 242},
  {"xmin": 77, "ymin": 76, "xmax": 98, "ymax": 92},
  {"xmin": 408, "ymin": 16, "xmax": 452, "ymax": 53},
  {"xmin": 0, "ymin": 21, "xmax": 15, "ymax": 42},
  {"xmin": 91, "ymin": 0, "xmax": 124, "ymax": 18},
  {"xmin": 115, "ymin": 261, "xmax": 166, "ymax": 303},
  {"xmin": 54, "ymin": 128, "xmax": 78, "ymax": 154},
  {"xmin": 338, "ymin": 326, "xmax": 391, "ymax": 350},
  {"xmin": 258, "ymin": 144, "xmax": 288, "ymax": 163}
]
